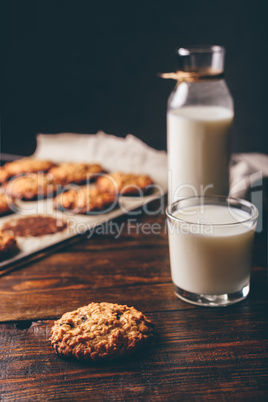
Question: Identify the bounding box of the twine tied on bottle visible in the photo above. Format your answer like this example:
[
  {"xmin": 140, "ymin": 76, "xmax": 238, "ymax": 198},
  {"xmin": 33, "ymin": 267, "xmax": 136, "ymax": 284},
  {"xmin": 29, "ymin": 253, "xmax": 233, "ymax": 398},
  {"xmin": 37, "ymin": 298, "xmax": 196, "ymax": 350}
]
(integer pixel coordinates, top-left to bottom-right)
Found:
[{"xmin": 158, "ymin": 69, "xmax": 224, "ymax": 83}]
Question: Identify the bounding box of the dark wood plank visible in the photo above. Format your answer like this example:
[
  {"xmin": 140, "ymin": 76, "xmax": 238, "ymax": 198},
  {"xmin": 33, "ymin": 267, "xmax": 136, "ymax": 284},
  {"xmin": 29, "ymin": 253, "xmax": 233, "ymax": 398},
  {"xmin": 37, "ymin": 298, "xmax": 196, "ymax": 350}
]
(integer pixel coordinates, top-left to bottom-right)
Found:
[
  {"xmin": 0, "ymin": 267, "xmax": 267, "ymax": 322},
  {"xmin": 1, "ymin": 307, "xmax": 268, "ymax": 401},
  {"xmin": 0, "ymin": 244, "xmax": 171, "ymax": 321},
  {"xmin": 0, "ymin": 242, "xmax": 266, "ymax": 322}
]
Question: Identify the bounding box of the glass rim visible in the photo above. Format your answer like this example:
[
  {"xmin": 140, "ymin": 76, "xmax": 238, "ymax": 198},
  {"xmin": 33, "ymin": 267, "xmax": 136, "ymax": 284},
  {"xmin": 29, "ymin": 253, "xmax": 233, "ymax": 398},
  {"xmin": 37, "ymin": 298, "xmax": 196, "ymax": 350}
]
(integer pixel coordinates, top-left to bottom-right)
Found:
[
  {"xmin": 177, "ymin": 45, "xmax": 224, "ymax": 56},
  {"xmin": 166, "ymin": 195, "xmax": 259, "ymax": 227}
]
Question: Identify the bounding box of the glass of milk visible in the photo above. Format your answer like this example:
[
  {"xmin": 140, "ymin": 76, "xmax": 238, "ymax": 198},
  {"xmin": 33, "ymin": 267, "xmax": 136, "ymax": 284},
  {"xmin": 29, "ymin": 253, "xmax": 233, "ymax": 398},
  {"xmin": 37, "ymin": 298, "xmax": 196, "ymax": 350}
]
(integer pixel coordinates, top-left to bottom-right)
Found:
[
  {"xmin": 166, "ymin": 196, "xmax": 258, "ymax": 307},
  {"xmin": 167, "ymin": 45, "xmax": 234, "ymax": 202}
]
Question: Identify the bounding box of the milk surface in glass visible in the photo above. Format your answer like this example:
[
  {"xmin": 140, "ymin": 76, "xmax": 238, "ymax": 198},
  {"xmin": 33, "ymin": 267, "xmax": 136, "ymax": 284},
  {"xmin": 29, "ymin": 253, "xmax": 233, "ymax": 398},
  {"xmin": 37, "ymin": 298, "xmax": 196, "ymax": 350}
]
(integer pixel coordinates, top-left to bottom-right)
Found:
[
  {"xmin": 167, "ymin": 105, "xmax": 234, "ymax": 201},
  {"xmin": 168, "ymin": 204, "xmax": 255, "ymax": 296}
]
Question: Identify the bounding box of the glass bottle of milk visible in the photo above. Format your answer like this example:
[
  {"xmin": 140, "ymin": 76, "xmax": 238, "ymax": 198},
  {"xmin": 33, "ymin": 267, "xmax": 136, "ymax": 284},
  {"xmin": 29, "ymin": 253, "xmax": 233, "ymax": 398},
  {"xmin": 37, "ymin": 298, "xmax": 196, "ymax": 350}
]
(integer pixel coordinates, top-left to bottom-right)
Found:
[{"xmin": 167, "ymin": 45, "xmax": 234, "ymax": 202}]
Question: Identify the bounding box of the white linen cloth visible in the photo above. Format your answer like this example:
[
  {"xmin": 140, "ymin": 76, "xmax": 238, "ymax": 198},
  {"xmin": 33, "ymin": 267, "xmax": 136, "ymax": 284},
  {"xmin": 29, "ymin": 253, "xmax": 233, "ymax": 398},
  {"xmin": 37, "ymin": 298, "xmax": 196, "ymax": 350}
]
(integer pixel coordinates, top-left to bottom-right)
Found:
[
  {"xmin": 34, "ymin": 132, "xmax": 268, "ymax": 199},
  {"xmin": 229, "ymin": 153, "xmax": 268, "ymax": 198}
]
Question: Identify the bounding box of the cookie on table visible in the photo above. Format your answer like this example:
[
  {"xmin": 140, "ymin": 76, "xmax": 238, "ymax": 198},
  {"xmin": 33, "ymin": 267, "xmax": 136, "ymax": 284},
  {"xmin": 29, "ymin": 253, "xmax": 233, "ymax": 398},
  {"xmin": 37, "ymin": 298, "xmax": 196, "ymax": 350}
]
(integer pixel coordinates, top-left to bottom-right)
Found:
[
  {"xmin": 50, "ymin": 302, "xmax": 154, "ymax": 361},
  {"xmin": 4, "ymin": 173, "xmax": 60, "ymax": 200},
  {"xmin": 54, "ymin": 186, "xmax": 117, "ymax": 214},
  {"xmin": 97, "ymin": 172, "xmax": 153, "ymax": 196},
  {"xmin": 49, "ymin": 162, "xmax": 104, "ymax": 185},
  {"xmin": 0, "ymin": 158, "xmax": 54, "ymax": 182},
  {"xmin": 0, "ymin": 193, "xmax": 14, "ymax": 216},
  {"xmin": 2, "ymin": 215, "xmax": 67, "ymax": 237},
  {"xmin": 0, "ymin": 230, "xmax": 17, "ymax": 258},
  {"xmin": 0, "ymin": 167, "xmax": 9, "ymax": 184}
]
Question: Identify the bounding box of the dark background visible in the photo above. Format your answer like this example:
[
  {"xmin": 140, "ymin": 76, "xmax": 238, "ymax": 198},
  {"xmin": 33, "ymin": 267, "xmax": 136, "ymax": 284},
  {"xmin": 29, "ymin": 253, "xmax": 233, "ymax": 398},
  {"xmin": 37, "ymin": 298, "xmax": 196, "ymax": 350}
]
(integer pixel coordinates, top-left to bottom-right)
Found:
[{"xmin": 0, "ymin": 0, "xmax": 267, "ymax": 157}]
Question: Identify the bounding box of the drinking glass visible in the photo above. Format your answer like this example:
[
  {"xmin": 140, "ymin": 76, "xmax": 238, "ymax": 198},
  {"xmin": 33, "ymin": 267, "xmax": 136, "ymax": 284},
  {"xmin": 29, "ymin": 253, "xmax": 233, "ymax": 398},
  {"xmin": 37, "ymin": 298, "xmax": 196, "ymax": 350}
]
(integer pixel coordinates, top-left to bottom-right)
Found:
[{"xmin": 166, "ymin": 196, "xmax": 258, "ymax": 307}]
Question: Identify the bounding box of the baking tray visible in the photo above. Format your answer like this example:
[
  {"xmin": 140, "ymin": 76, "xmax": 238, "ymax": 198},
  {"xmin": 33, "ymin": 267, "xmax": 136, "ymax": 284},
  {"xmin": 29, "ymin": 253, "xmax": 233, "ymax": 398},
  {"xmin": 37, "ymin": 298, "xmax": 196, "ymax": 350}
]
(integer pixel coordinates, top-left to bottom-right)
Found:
[{"xmin": 0, "ymin": 187, "xmax": 164, "ymax": 273}]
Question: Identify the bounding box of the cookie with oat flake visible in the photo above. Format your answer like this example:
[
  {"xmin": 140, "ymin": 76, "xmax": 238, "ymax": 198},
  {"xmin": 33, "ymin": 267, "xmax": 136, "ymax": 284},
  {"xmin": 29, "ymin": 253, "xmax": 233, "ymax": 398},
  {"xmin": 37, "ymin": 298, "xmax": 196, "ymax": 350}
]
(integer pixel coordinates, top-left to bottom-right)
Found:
[
  {"xmin": 4, "ymin": 173, "xmax": 60, "ymax": 200},
  {"xmin": 0, "ymin": 158, "xmax": 54, "ymax": 183},
  {"xmin": 50, "ymin": 302, "xmax": 154, "ymax": 361},
  {"xmin": 49, "ymin": 162, "xmax": 104, "ymax": 185},
  {"xmin": 97, "ymin": 172, "xmax": 153, "ymax": 195},
  {"xmin": 53, "ymin": 186, "xmax": 117, "ymax": 214}
]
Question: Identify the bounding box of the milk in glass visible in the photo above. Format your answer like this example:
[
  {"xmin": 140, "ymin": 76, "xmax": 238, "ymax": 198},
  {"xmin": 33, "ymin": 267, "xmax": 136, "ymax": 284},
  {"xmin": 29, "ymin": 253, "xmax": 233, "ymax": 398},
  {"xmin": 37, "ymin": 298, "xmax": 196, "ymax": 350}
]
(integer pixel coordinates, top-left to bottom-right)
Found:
[{"xmin": 168, "ymin": 204, "xmax": 255, "ymax": 296}]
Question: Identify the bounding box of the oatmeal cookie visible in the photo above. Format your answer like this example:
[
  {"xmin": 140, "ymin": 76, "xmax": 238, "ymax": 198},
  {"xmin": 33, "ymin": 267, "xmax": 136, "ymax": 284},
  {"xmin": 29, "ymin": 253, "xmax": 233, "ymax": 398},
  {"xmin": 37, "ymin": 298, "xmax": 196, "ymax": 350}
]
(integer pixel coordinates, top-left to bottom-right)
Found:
[
  {"xmin": 4, "ymin": 173, "xmax": 60, "ymax": 200},
  {"xmin": 0, "ymin": 193, "xmax": 14, "ymax": 216},
  {"xmin": 2, "ymin": 215, "xmax": 67, "ymax": 237},
  {"xmin": 0, "ymin": 167, "xmax": 9, "ymax": 184},
  {"xmin": 97, "ymin": 172, "xmax": 153, "ymax": 195},
  {"xmin": 0, "ymin": 230, "xmax": 17, "ymax": 257},
  {"xmin": 50, "ymin": 302, "xmax": 154, "ymax": 361},
  {"xmin": 49, "ymin": 162, "xmax": 104, "ymax": 185},
  {"xmin": 0, "ymin": 158, "xmax": 54, "ymax": 182},
  {"xmin": 54, "ymin": 186, "xmax": 117, "ymax": 214}
]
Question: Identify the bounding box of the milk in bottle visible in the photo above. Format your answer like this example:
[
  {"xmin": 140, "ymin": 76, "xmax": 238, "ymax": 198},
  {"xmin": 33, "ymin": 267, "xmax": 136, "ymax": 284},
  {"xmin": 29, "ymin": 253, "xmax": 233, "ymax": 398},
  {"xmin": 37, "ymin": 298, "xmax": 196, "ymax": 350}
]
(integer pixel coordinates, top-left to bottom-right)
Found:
[{"xmin": 166, "ymin": 46, "xmax": 234, "ymax": 202}]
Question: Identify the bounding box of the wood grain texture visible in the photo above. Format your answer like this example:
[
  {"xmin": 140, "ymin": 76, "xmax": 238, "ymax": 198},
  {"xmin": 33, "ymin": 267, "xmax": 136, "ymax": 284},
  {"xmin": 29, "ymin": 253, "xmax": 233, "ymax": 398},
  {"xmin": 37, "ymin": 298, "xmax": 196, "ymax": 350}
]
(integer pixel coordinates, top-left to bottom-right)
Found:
[
  {"xmin": 0, "ymin": 198, "xmax": 267, "ymax": 401},
  {"xmin": 1, "ymin": 308, "xmax": 268, "ymax": 401}
]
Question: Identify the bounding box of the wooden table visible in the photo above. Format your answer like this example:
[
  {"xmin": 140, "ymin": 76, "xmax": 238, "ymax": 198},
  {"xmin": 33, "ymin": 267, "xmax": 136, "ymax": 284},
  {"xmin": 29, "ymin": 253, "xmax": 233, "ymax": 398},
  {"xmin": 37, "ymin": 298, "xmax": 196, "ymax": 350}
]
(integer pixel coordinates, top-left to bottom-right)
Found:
[{"xmin": 0, "ymin": 198, "xmax": 267, "ymax": 401}]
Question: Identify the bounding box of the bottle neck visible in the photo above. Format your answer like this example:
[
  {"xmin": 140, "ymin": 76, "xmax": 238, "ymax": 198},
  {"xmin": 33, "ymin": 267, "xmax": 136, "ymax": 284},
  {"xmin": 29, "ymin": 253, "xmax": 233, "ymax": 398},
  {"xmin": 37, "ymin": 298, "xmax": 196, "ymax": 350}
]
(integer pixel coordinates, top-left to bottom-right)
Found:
[{"xmin": 176, "ymin": 46, "xmax": 225, "ymax": 73}]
